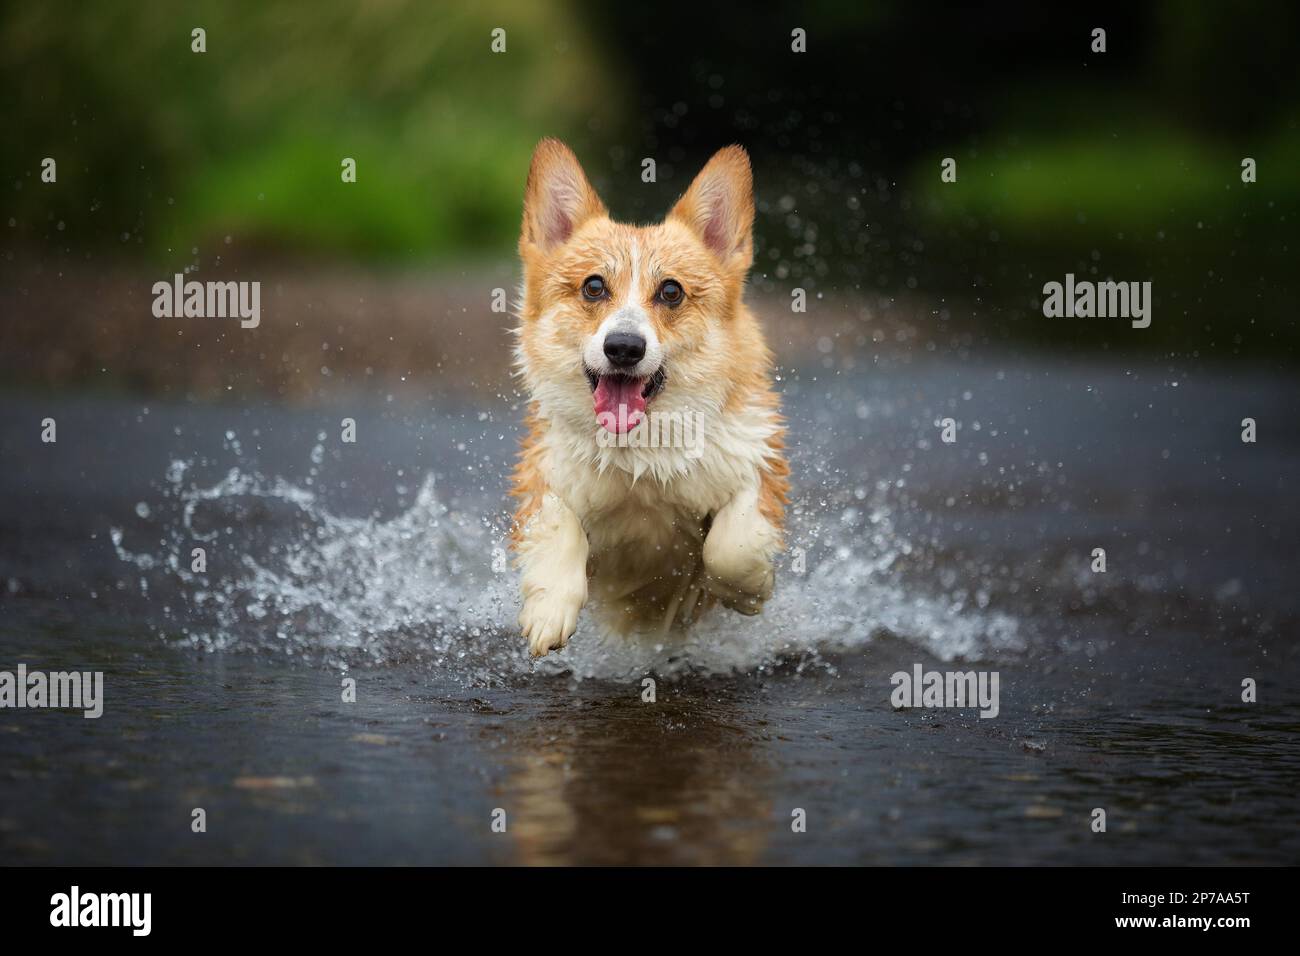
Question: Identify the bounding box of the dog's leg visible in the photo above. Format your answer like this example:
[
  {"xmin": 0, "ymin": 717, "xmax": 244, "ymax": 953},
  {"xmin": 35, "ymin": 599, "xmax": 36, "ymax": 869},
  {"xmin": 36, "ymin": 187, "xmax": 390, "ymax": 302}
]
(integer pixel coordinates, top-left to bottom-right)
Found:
[
  {"xmin": 517, "ymin": 492, "xmax": 588, "ymax": 657},
  {"xmin": 676, "ymin": 569, "xmax": 707, "ymax": 628},
  {"xmin": 659, "ymin": 562, "xmax": 704, "ymax": 637},
  {"xmin": 702, "ymin": 484, "xmax": 780, "ymax": 614}
]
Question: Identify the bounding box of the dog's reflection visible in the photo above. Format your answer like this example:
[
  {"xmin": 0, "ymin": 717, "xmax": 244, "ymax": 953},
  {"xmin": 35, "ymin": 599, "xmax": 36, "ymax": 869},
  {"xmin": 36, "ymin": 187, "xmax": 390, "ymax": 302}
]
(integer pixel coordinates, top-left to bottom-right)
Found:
[{"xmin": 496, "ymin": 682, "xmax": 773, "ymax": 865}]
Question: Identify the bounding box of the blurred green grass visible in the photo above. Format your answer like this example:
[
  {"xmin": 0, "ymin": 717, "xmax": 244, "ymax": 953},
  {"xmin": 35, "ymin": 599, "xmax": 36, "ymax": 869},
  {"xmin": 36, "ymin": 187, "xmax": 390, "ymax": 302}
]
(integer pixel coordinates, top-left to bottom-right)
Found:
[
  {"xmin": 913, "ymin": 126, "xmax": 1300, "ymax": 229},
  {"xmin": 2, "ymin": 0, "xmax": 616, "ymax": 263},
  {"xmin": 907, "ymin": 123, "xmax": 1298, "ymax": 352}
]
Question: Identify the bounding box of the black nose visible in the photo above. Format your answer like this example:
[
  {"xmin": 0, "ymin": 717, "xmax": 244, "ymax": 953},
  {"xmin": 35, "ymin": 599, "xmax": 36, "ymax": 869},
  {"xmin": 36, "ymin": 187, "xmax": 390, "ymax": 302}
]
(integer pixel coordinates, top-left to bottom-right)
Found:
[{"xmin": 603, "ymin": 331, "xmax": 646, "ymax": 369}]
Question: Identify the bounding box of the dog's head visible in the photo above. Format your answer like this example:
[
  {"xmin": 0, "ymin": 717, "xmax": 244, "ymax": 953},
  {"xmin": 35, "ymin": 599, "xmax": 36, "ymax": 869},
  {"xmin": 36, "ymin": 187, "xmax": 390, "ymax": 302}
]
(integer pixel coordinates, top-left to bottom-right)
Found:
[{"xmin": 515, "ymin": 139, "xmax": 755, "ymax": 437}]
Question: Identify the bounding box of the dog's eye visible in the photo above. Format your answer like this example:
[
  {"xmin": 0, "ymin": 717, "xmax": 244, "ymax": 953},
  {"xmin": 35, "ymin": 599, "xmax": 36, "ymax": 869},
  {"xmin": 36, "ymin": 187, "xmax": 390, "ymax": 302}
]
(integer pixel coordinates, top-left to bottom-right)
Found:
[
  {"xmin": 657, "ymin": 279, "xmax": 684, "ymax": 306},
  {"xmin": 581, "ymin": 276, "xmax": 607, "ymax": 301}
]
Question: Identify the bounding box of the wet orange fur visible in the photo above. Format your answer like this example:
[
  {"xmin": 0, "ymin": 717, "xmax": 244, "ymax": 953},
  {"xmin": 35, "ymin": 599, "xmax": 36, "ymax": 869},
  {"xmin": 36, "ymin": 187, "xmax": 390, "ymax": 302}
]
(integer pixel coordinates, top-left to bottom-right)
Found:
[{"xmin": 509, "ymin": 139, "xmax": 788, "ymax": 652}]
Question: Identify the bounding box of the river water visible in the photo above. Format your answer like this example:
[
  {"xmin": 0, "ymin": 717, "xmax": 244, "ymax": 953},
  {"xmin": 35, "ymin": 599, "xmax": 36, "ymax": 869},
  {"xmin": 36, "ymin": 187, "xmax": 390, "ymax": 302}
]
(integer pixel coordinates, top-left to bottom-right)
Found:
[{"xmin": 1, "ymin": 350, "xmax": 1297, "ymax": 864}]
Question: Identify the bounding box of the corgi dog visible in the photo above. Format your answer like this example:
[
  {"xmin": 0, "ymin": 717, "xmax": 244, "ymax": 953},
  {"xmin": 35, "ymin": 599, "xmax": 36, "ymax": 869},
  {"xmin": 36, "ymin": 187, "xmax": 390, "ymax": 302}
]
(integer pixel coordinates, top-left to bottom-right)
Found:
[{"xmin": 511, "ymin": 139, "xmax": 788, "ymax": 657}]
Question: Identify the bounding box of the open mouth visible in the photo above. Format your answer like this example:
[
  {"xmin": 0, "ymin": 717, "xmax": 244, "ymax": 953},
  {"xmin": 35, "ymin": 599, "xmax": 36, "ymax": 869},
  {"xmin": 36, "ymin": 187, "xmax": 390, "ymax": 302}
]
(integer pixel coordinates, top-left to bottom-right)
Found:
[{"xmin": 585, "ymin": 367, "xmax": 666, "ymax": 434}]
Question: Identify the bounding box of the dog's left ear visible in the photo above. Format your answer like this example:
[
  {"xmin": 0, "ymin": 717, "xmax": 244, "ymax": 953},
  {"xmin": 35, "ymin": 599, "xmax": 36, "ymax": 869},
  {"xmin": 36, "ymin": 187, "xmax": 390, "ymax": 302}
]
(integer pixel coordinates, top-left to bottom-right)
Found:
[{"xmin": 668, "ymin": 145, "xmax": 754, "ymax": 272}]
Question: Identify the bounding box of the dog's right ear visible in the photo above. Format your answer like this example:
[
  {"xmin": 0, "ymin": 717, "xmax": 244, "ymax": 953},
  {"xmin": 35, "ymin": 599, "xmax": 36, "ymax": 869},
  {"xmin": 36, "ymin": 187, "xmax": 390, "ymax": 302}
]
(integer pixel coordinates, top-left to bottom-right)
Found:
[{"xmin": 520, "ymin": 139, "xmax": 606, "ymax": 254}]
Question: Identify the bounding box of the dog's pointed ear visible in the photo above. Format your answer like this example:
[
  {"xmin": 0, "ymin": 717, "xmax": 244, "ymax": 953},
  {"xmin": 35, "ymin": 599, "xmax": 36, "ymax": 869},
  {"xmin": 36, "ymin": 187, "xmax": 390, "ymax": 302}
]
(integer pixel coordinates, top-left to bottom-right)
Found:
[
  {"xmin": 668, "ymin": 145, "xmax": 754, "ymax": 271},
  {"xmin": 520, "ymin": 139, "xmax": 606, "ymax": 254}
]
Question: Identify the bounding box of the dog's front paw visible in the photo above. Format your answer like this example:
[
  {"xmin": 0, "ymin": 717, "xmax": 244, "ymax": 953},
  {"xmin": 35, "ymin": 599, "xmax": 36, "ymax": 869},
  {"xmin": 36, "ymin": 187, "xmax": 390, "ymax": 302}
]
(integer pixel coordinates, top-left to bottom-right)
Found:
[
  {"xmin": 519, "ymin": 587, "xmax": 584, "ymax": 658},
  {"xmin": 702, "ymin": 556, "xmax": 774, "ymax": 615}
]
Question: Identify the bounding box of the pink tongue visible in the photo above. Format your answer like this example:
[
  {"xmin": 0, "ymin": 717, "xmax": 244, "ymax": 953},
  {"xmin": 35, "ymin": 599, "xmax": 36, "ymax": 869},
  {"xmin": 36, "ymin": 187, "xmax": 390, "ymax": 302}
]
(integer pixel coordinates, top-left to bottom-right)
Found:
[{"xmin": 593, "ymin": 376, "xmax": 647, "ymax": 433}]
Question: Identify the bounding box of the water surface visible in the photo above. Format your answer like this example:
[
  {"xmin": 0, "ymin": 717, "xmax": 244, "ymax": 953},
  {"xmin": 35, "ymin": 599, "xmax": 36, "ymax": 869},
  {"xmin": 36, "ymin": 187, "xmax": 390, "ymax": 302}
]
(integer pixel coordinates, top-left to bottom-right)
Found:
[{"xmin": 2, "ymin": 352, "xmax": 1297, "ymax": 864}]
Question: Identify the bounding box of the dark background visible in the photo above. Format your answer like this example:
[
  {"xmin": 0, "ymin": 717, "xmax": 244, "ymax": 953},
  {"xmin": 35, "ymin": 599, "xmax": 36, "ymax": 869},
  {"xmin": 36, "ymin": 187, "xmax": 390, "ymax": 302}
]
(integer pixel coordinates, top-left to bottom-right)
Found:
[{"xmin": 3, "ymin": 0, "xmax": 1297, "ymax": 390}]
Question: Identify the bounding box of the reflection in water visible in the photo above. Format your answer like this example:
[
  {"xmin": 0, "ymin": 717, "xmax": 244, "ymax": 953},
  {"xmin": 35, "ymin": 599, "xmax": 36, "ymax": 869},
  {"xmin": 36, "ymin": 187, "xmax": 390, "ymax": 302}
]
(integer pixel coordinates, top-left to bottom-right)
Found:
[{"xmin": 500, "ymin": 685, "xmax": 772, "ymax": 865}]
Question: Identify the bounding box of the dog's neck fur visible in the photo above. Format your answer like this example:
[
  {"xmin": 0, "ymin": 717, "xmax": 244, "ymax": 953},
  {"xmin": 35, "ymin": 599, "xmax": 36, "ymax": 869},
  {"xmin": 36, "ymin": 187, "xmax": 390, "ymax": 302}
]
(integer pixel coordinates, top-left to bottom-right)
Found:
[{"xmin": 543, "ymin": 396, "xmax": 780, "ymax": 488}]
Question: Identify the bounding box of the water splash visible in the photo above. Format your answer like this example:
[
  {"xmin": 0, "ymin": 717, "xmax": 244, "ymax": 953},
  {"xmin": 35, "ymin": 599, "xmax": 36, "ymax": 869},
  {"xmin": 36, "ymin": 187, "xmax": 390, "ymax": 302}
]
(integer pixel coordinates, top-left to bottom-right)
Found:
[{"xmin": 111, "ymin": 436, "xmax": 1022, "ymax": 683}]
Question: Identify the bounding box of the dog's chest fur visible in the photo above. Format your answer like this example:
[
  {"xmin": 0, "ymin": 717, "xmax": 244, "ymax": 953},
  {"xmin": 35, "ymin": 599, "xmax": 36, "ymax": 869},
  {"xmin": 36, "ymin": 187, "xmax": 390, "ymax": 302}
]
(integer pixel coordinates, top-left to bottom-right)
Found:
[{"xmin": 542, "ymin": 401, "xmax": 779, "ymax": 589}]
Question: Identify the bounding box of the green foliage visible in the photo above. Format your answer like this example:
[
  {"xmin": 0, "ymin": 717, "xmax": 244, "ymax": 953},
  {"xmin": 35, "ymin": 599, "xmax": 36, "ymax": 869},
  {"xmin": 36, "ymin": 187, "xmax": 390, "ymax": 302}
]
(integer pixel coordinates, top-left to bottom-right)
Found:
[
  {"xmin": 1, "ymin": 0, "xmax": 617, "ymax": 262},
  {"xmin": 913, "ymin": 128, "xmax": 1300, "ymax": 230},
  {"xmin": 908, "ymin": 125, "xmax": 1300, "ymax": 350}
]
